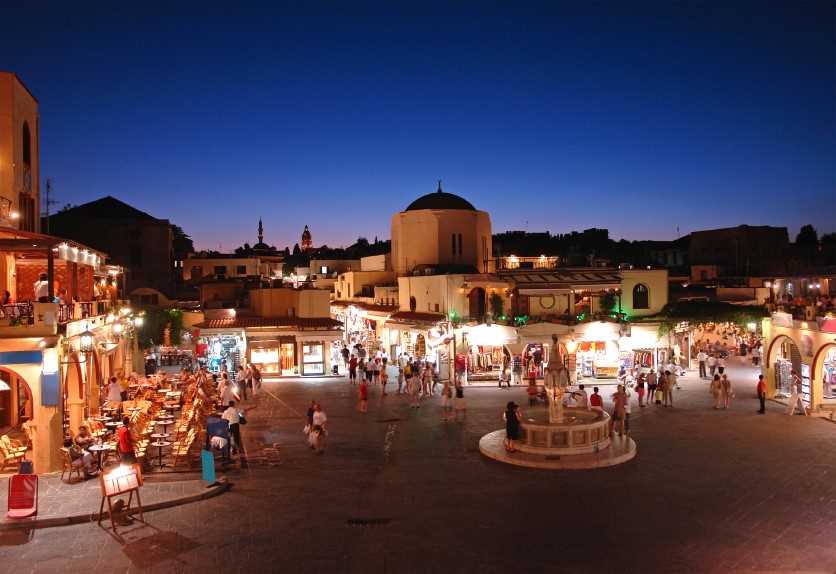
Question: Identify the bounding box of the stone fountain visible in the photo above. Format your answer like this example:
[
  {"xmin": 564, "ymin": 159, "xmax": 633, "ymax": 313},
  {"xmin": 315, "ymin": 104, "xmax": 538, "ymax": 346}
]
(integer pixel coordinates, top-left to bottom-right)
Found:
[{"xmin": 478, "ymin": 335, "xmax": 636, "ymax": 469}]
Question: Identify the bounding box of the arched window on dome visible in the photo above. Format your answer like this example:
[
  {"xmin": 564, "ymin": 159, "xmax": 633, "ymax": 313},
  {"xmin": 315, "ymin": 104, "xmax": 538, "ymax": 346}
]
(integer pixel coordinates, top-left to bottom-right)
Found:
[{"xmin": 632, "ymin": 284, "xmax": 649, "ymax": 310}]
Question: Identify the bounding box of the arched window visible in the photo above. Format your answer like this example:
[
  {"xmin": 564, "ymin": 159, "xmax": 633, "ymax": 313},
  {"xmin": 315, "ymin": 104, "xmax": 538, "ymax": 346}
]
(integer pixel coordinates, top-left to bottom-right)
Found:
[
  {"xmin": 22, "ymin": 122, "xmax": 31, "ymax": 166},
  {"xmin": 409, "ymin": 296, "xmax": 417, "ymax": 312},
  {"xmin": 633, "ymin": 284, "xmax": 649, "ymax": 310}
]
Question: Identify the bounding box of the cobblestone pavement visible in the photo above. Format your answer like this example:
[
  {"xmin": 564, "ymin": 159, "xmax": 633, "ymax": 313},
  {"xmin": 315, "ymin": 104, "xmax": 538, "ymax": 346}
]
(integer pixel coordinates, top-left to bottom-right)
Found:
[{"xmin": 2, "ymin": 357, "xmax": 836, "ymax": 573}]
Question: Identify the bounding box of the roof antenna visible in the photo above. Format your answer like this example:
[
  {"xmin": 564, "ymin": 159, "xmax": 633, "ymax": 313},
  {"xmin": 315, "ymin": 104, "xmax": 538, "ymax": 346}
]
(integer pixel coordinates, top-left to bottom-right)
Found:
[{"xmin": 437, "ymin": 179, "xmax": 442, "ymax": 193}]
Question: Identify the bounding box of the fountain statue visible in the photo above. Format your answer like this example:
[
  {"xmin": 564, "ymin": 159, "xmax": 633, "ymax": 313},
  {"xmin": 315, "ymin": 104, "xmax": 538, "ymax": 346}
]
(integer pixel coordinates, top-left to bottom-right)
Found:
[{"xmin": 543, "ymin": 334, "xmax": 570, "ymax": 423}]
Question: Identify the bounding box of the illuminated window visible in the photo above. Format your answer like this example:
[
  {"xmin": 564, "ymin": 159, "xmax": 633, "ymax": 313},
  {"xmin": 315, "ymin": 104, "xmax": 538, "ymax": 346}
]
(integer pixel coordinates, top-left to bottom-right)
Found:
[{"xmin": 22, "ymin": 121, "xmax": 31, "ymax": 165}]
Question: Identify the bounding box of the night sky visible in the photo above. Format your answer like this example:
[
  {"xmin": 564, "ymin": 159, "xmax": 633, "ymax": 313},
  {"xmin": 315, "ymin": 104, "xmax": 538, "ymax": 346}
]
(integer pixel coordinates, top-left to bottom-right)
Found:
[{"xmin": 2, "ymin": 1, "xmax": 833, "ymax": 251}]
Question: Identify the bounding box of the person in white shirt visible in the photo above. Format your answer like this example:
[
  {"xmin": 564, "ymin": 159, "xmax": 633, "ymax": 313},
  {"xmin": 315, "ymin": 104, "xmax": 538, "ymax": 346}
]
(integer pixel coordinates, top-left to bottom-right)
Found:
[
  {"xmin": 310, "ymin": 404, "xmax": 328, "ymax": 453},
  {"xmin": 106, "ymin": 376, "xmax": 123, "ymax": 404},
  {"xmin": 697, "ymin": 350, "xmax": 708, "ymax": 379},
  {"xmin": 707, "ymin": 354, "xmax": 718, "ymax": 377},
  {"xmin": 222, "ymin": 400, "xmax": 246, "ymax": 453},
  {"xmin": 33, "ymin": 273, "xmax": 50, "ymax": 302}
]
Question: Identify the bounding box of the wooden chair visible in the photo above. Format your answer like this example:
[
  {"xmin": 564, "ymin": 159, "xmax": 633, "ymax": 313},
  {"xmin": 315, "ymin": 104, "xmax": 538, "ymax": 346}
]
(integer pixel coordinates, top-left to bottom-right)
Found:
[
  {"xmin": 1, "ymin": 435, "xmax": 28, "ymax": 457},
  {"xmin": 60, "ymin": 448, "xmax": 83, "ymax": 483},
  {"xmin": 0, "ymin": 443, "xmax": 25, "ymax": 472}
]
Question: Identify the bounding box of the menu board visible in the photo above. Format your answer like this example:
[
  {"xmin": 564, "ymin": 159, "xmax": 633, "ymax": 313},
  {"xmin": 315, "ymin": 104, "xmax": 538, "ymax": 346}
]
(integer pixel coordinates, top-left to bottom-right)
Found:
[{"xmin": 100, "ymin": 464, "xmax": 143, "ymax": 497}]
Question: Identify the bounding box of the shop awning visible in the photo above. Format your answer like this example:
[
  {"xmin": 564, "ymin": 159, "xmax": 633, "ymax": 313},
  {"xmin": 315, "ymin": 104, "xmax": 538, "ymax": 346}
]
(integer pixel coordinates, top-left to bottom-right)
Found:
[{"xmin": 463, "ymin": 323, "xmax": 519, "ymax": 346}]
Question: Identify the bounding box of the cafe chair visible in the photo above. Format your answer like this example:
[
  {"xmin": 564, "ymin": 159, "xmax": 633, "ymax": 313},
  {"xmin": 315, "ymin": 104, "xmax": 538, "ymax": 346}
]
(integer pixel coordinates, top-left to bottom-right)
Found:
[
  {"xmin": 0, "ymin": 442, "xmax": 25, "ymax": 472},
  {"xmin": 59, "ymin": 448, "xmax": 83, "ymax": 483}
]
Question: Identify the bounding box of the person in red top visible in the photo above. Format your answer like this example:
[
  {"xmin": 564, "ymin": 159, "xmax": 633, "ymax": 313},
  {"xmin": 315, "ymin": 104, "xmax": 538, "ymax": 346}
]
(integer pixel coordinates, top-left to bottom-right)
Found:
[
  {"xmin": 590, "ymin": 387, "xmax": 604, "ymax": 412},
  {"xmin": 756, "ymin": 374, "xmax": 767, "ymax": 414},
  {"xmin": 358, "ymin": 379, "xmax": 369, "ymax": 413},
  {"xmin": 117, "ymin": 417, "xmax": 136, "ymax": 463}
]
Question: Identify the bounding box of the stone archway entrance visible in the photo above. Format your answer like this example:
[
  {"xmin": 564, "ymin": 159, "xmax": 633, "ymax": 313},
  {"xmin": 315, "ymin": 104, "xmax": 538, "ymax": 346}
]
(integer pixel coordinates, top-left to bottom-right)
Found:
[
  {"xmin": 0, "ymin": 367, "xmax": 32, "ymax": 430},
  {"xmin": 767, "ymin": 335, "xmax": 801, "ymax": 398}
]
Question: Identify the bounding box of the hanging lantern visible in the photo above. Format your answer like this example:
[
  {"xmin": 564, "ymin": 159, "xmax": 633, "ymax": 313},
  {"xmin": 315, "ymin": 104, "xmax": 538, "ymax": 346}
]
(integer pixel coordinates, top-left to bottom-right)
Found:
[{"xmin": 80, "ymin": 329, "xmax": 95, "ymax": 353}]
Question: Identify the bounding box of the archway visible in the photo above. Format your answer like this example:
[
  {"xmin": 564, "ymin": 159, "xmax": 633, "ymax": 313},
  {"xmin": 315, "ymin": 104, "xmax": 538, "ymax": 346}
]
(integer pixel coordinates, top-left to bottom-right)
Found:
[
  {"xmin": 766, "ymin": 335, "xmax": 801, "ymax": 398},
  {"xmin": 0, "ymin": 367, "xmax": 32, "ymax": 429},
  {"xmin": 812, "ymin": 343, "xmax": 836, "ymax": 407},
  {"xmin": 64, "ymin": 354, "xmax": 85, "ymax": 436},
  {"xmin": 468, "ymin": 288, "xmax": 486, "ymax": 322}
]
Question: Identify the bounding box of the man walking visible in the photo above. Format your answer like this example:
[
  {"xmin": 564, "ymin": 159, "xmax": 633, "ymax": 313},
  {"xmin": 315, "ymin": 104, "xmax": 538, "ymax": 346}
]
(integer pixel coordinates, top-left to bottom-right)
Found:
[
  {"xmin": 697, "ymin": 349, "xmax": 708, "ymax": 379},
  {"xmin": 708, "ymin": 353, "xmax": 717, "ymax": 377},
  {"xmin": 786, "ymin": 369, "xmax": 807, "ymax": 416},
  {"xmin": 756, "ymin": 374, "xmax": 766, "ymax": 414}
]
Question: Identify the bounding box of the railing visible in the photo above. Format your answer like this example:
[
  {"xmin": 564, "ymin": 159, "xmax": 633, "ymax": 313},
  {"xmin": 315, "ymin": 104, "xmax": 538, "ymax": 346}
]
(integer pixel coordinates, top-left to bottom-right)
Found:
[
  {"xmin": 0, "ymin": 303, "xmax": 34, "ymax": 325},
  {"xmin": 4, "ymin": 300, "xmax": 114, "ymax": 326}
]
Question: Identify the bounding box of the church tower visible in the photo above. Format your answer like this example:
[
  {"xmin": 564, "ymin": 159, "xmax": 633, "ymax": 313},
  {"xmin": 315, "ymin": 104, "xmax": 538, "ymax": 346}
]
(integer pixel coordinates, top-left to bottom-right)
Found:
[{"xmin": 301, "ymin": 225, "xmax": 313, "ymax": 252}]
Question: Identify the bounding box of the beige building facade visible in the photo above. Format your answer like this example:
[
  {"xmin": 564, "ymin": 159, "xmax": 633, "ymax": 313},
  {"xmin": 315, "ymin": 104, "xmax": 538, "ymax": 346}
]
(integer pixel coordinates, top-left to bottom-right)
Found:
[{"xmin": 0, "ymin": 72, "xmax": 39, "ymax": 232}]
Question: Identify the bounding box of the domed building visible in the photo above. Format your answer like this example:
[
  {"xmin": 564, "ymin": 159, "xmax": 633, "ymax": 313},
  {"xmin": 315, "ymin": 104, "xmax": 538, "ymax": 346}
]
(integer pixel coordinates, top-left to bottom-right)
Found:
[{"xmin": 391, "ymin": 182, "xmax": 492, "ymax": 275}]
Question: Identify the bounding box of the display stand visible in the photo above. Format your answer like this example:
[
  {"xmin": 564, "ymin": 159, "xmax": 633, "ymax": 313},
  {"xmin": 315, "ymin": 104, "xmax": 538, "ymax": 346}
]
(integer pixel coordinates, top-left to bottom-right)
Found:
[{"xmin": 98, "ymin": 463, "xmax": 144, "ymax": 534}]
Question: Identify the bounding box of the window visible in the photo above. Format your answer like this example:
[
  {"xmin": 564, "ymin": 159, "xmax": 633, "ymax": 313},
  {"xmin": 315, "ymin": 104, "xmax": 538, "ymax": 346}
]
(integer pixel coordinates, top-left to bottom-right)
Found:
[
  {"xmin": 320, "ymin": 265, "xmax": 328, "ymax": 274},
  {"xmin": 633, "ymin": 284, "xmax": 649, "ymax": 309},
  {"xmin": 409, "ymin": 296, "xmax": 417, "ymax": 312},
  {"xmin": 236, "ymin": 265, "xmax": 247, "ymax": 275},
  {"xmin": 191, "ymin": 266, "xmax": 202, "ymax": 278},
  {"xmin": 214, "ymin": 265, "xmax": 226, "ymax": 276},
  {"xmin": 700, "ymin": 270, "xmax": 708, "ymax": 281},
  {"xmin": 434, "ymin": 303, "xmax": 439, "ymax": 312},
  {"xmin": 458, "ymin": 233, "xmax": 463, "ymax": 255},
  {"xmin": 452, "ymin": 234, "xmax": 457, "ymax": 256},
  {"xmin": 22, "ymin": 122, "xmax": 31, "ymax": 166}
]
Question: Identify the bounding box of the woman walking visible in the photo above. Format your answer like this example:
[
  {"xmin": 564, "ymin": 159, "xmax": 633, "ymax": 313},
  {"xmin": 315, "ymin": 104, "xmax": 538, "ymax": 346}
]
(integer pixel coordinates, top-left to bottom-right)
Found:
[
  {"xmin": 721, "ymin": 374, "xmax": 733, "ymax": 409},
  {"xmin": 710, "ymin": 374, "xmax": 722, "ymax": 409},
  {"xmin": 646, "ymin": 369, "xmax": 658, "ymax": 406},
  {"xmin": 503, "ymin": 401, "xmax": 521, "ymax": 452}
]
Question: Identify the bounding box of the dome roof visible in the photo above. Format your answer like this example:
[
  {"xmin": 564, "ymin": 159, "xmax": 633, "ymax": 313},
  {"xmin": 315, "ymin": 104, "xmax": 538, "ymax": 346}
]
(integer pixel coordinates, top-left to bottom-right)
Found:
[{"xmin": 405, "ymin": 183, "xmax": 476, "ymax": 211}]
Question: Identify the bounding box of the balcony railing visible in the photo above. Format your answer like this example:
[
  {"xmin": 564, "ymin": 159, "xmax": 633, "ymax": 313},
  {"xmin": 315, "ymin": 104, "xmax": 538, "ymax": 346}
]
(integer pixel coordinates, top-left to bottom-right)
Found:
[{"xmin": 1, "ymin": 300, "xmax": 114, "ymax": 328}]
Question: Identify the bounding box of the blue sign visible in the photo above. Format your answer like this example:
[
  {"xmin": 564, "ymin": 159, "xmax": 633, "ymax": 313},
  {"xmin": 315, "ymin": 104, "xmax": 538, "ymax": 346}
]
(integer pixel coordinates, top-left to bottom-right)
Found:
[
  {"xmin": 201, "ymin": 449, "xmax": 216, "ymax": 485},
  {"xmin": 40, "ymin": 372, "xmax": 60, "ymax": 406}
]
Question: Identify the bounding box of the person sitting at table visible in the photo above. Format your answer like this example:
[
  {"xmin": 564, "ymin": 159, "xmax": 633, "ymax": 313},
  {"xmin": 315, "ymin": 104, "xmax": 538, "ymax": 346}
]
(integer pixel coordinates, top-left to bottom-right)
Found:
[
  {"xmin": 74, "ymin": 425, "xmax": 95, "ymax": 450},
  {"xmin": 64, "ymin": 438, "xmax": 97, "ymax": 478},
  {"xmin": 116, "ymin": 417, "xmax": 136, "ymax": 463}
]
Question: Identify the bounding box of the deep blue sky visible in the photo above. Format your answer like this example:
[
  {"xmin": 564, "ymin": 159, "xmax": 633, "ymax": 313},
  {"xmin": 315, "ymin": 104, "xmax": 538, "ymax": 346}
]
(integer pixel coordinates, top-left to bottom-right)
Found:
[{"xmin": 2, "ymin": 1, "xmax": 834, "ymax": 251}]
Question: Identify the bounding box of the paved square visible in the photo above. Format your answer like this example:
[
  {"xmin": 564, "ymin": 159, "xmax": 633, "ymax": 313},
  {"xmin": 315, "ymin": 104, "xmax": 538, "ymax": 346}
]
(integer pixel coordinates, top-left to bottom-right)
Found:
[{"xmin": 2, "ymin": 357, "xmax": 835, "ymax": 573}]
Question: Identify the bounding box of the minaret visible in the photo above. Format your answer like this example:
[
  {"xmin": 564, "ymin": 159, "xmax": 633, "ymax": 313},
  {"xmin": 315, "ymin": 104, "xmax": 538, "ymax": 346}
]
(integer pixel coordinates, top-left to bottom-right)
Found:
[
  {"xmin": 258, "ymin": 218, "xmax": 264, "ymax": 244},
  {"xmin": 301, "ymin": 225, "xmax": 313, "ymax": 252}
]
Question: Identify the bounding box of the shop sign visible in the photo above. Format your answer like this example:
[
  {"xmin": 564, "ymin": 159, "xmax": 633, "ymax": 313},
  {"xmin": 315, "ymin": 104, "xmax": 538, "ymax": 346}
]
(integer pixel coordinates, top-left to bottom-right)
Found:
[
  {"xmin": 674, "ymin": 321, "xmax": 690, "ymax": 333},
  {"xmin": 771, "ymin": 312, "xmax": 794, "ymax": 328}
]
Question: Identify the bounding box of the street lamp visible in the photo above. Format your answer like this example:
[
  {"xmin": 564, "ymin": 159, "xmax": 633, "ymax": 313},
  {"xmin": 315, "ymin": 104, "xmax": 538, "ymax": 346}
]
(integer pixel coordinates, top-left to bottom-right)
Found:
[
  {"xmin": 133, "ymin": 316, "xmax": 144, "ymax": 328},
  {"xmin": 80, "ymin": 329, "xmax": 95, "ymax": 353}
]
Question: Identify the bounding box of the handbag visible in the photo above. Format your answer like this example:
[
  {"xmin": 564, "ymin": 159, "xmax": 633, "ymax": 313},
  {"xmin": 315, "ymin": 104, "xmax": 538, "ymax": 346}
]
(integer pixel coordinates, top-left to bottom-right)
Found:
[{"xmin": 238, "ymin": 413, "xmax": 247, "ymax": 425}]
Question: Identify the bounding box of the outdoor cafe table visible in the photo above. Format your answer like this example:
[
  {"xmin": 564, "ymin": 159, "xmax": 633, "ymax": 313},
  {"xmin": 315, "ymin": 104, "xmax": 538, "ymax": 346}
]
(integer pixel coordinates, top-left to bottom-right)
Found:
[
  {"xmin": 150, "ymin": 440, "xmax": 172, "ymax": 469},
  {"xmin": 155, "ymin": 420, "xmax": 174, "ymax": 434},
  {"xmin": 104, "ymin": 422, "xmax": 121, "ymax": 433},
  {"xmin": 87, "ymin": 443, "xmax": 114, "ymax": 471}
]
